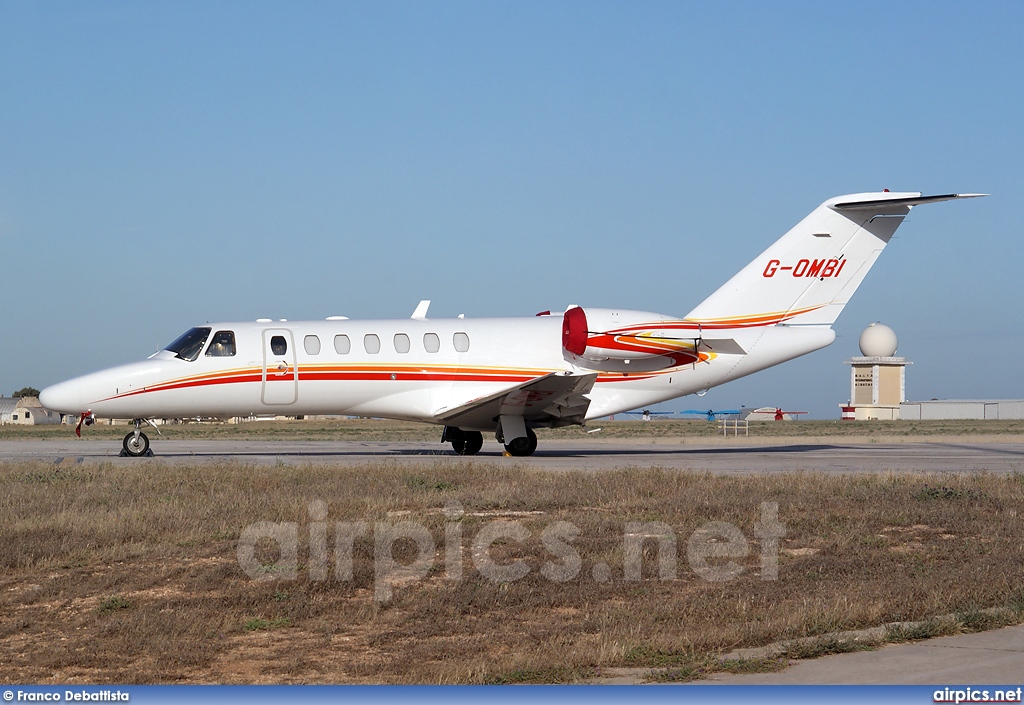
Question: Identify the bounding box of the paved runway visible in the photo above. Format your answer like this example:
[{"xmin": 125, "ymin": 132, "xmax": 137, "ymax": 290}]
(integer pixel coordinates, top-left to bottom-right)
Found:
[
  {"xmin": 2, "ymin": 438, "xmax": 1022, "ymax": 474},
  {"xmin": 702, "ymin": 624, "xmax": 1024, "ymax": 685}
]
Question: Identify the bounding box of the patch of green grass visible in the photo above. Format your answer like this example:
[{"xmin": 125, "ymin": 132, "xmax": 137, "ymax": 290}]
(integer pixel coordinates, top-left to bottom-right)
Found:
[
  {"xmin": 243, "ymin": 617, "xmax": 291, "ymax": 631},
  {"xmin": 99, "ymin": 595, "xmax": 132, "ymax": 612},
  {"xmin": 913, "ymin": 485, "xmax": 981, "ymax": 501},
  {"xmin": 885, "ymin": 619, "xmax": 955, "ymax": 643},
  {"xmin": 19, "ymin": 468, "xmax": 92, "ymax": 484},
  {"xmin": 402, "ymin": 474, "xmax": 459, "ymax": 492},
  {"xmin": 486, "ymin": 666, "xmax": 596, "ymax": 684},
  {"xmin": 646, "ymin": 655, "xmax": 788, "ymax": 682},
  {"xmin": 781, "ymin": 636, "xmax": 879, "ymax": 659},
  {"xmin": 1008, "ymin": 589, "xmax": 1024, "ymax": 614},
  {"xmin": 860, "ymin": 535, "xmax": 889, "ymax": 548},
  {"xmin": 650, "ymin": 662, "xmax": 708, "ymax": 682},
  {"xmin": 624, "ymin": 645, "xmax": 697, "ymax": 667},
  {"xmin": 715, "ymin": 656, "xmax": 789, "ymax": 675},
  {"xmin": 956, "ymin": 609, "xmax": 1017, "ymax": 633}
]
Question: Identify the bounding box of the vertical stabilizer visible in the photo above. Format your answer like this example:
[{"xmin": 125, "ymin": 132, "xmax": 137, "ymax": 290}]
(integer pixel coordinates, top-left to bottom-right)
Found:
[{"xmin": 684, "ymin": 192, "xmax": 984, "ymax": 328}]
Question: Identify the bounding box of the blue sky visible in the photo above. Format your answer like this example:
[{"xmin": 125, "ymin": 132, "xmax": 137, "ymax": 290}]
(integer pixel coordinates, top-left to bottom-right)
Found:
[{"xmin": 2, "ymin": 2, "xmax": 1021, "ymax": 418}]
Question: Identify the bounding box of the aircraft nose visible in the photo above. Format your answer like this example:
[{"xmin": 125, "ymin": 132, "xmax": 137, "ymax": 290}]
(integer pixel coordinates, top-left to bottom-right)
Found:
[{"xmin": 39, "ymin": 380, "xmax": 82, "ymax": 413}]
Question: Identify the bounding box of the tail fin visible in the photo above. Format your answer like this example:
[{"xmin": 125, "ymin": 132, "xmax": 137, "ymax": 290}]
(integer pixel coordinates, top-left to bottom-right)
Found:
[{"xmin": 684, "ymin": 192, "xmax": 985, "ymax": 328}]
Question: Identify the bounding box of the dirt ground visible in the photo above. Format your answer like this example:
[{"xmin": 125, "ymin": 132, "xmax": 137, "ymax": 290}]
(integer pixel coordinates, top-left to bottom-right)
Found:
[{"xmin": 2, "ymin": 460, "xmax": 1022, "ymax": 683}]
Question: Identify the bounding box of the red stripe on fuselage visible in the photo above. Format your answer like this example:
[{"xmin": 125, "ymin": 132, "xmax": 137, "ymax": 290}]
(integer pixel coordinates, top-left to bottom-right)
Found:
[{"xmin": 100, "ymin": 367, "xmax": 544, "ymax": 402}]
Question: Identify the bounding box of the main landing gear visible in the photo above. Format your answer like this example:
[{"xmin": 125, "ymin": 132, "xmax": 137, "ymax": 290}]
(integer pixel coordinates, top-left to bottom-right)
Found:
[
  {"xmin": 495, "ymin": 426, "xmax": 538, "ymax": 457},
  {"xmin": 442, "ymin": 427, "xmax": 484, "ymax": 456},
  {"xmin": 442, "ymin": 425, "xmax": 538, "ymax": 457},
  {"xmin": 121, "ymin": 419, "xmax": 157, "ymax": 457}
]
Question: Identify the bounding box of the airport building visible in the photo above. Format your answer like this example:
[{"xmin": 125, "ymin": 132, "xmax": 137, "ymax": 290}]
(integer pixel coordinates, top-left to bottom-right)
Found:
[
  {"xmin": 839, "ymin": 323, "xmax": 1024, "ymax": 420},
  {"xmin": 0, "ymin": 396, "xmax": 61, "ymax": 425},
  {"xmin": 840, "ymin": 323, "xmax": 909, "ymax": 420},
  {"xmin": 899, "ymin": 399, "xmax": 1024, "ymax": 420}
]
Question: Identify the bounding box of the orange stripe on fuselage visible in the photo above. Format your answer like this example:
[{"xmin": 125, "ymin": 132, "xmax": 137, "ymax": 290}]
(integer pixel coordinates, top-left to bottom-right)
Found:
[
  {"xmin": 99, "ymin": 364, "xmax": 552, "ymax": 402},
  {"xmin": 598, "ymin": 304, "xmax": 827, "ymax": 335}
]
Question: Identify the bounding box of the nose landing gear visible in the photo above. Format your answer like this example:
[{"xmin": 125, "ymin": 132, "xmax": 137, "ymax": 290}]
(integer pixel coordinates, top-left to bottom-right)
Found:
[{"xmin": 121, "ymin": 419, "xmax": 158, "ymax": 457}]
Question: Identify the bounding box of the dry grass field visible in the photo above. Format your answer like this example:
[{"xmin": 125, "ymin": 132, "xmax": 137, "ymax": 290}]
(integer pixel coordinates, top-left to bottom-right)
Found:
[
  {"xmin": 3, "ymin": 417, "xmax": 1024, "ymax": 443},
  {"xmin": 2, "ymin": 458, "xmax": 1023, "ymax": 684}
]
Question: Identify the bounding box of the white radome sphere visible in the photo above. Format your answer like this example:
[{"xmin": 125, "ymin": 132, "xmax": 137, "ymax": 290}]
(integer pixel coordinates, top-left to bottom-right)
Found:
[{"xmin": 859, "ymin": 323, "xmax": 898, "ymax": 357}]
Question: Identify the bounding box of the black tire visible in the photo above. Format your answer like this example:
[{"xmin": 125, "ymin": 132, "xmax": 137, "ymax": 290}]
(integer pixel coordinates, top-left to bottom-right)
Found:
[
  {"xmin": 123, "ymin": 431, "xmax": 150, "ymax": 457},
  {"xmin": 504, "ymin": 427, "xmax": 537, "ymax": 457},
  {"xmin": 447, "ymin": 427, "xmax": 465, "ymax": 454},
  {"xmin": 462, "ymin": 431, "xmax": 483, "ymax": 455},
  {"xmin": 450, "ymin": 430, "xmax": 483, "ymax": 455}
]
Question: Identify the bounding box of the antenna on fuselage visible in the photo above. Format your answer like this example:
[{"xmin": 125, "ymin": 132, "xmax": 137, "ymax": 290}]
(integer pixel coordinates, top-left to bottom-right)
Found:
[{"xmin": 411, "ymin": 300, "xmax": 430, "ymax": 320}]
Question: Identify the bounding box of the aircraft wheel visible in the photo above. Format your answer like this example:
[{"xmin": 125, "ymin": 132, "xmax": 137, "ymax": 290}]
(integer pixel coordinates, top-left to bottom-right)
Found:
[
  {"xmin": 504, "ymin": 428, "xmax": 537, "ymax": 457},
  {"xmin": 461, "ymin": 431, "xmax": 483, "ymax": 455},
  {"xmin": 447, "ymin": 427, "xmax": 466, "ymax": 454},
  {"xmin": 123, "ymin": 431, "xmax": 150, "ymax": 457},
  {"xmin": 450, "ymin": 430, "xmax": 483, "ymax": 455}
]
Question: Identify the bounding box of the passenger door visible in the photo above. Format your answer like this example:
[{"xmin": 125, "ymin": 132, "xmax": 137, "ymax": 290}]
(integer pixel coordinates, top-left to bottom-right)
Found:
[{"xmin": 262, "ymin": 329, "xmax": 297, "ymax": 405}]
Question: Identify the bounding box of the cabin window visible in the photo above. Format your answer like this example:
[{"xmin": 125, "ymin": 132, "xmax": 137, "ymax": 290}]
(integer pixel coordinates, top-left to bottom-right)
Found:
[
  {"xmin": 364, "ymin": 334, "xmax": 381, "ymax": 354},
  {"xmin": 25, "ymin": 411, "xmax": 31, "ymax": 419},
  {"xmin": 271, "ymin": 335, "xmax": 288, "ymax": 355},
  {"xmin": 394, "ymin": 333, "xmax": 410, "ymax": 354},
  {"xmin": 453, "ymin": 332, "xmax": 470, "ymax": 353},
  {"xmin": 304, "ymin": 335, "xmax": 321, "ymax": 355},
  {"xmin": 423, "ymin": 333, "xmax": 440, "ymax": 353},
  {"xmin": 12, "ymin": 414, "xmax": 17, "ymax": 421},
  {"xmin": 165, "ymin": 327, "xmax": 211, "ymax": 362},
  {"xmin": 334, "ymin": 334, "xmax": 351, "ymax": 354},
  {"xmin": 205, "ymin": 330, "xmax": 236, "ymax": 357}
]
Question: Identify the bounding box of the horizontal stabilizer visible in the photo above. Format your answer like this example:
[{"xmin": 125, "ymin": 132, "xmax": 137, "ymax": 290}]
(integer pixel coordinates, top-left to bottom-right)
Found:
[
  {"xmin": 435, "ymin": 372, "xmax": 598, "ymax": 430},
  {"xmin": 701, "ymin": 338, "xmax": 746, "ymax": 355},
  {"xmin": 831, "ymin": 193, "xmax": 988, "ymax": 211}
]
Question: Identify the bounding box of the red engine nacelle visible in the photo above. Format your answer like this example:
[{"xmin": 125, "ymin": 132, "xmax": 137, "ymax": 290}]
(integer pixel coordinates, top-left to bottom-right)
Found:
[
  {"xmin": 561, "ymin": 306, "xmax": 702, "ymax": 372},
  {"xmin": 562, "ymin": 306, "xmax": 588, "ymax": 356}
]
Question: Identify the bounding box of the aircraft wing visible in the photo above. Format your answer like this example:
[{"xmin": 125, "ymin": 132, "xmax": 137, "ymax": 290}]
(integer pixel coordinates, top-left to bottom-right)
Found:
[{"xmin": 434, "ymin": 372, "xmax": 598, "ymax": 430}]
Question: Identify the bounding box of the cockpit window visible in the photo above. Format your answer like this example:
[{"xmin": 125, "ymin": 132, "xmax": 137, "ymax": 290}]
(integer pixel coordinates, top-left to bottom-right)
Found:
[
  {"xmin": 164, "ymin": 327, "xmax": 211, "ymax": 362},
  {"xmin": 205, "ymin": 330, "xmax": 236, "ymax": 357}
]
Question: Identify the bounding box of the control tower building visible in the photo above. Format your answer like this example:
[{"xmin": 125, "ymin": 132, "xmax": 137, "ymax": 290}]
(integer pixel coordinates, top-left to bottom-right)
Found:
[{"xmin": 840, "ymin": 323, "xmax": 909, "ymax": 420}]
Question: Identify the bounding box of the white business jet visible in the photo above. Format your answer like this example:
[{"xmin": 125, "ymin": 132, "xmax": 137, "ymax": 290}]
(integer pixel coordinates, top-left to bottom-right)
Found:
[{"xmin": 40, "ymin": 191, "xmax": 983, "ymax": 457}]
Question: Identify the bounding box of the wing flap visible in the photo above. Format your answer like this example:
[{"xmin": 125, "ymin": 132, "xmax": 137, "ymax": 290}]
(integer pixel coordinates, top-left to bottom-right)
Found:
[{"xmin": 435, "ymin": 372, "xmax": 598, "ymax": 430}]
